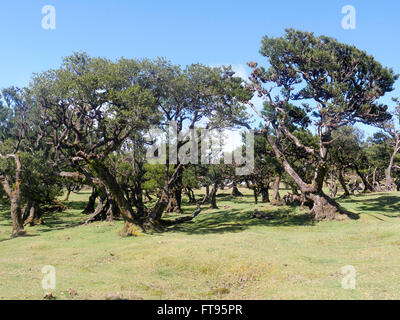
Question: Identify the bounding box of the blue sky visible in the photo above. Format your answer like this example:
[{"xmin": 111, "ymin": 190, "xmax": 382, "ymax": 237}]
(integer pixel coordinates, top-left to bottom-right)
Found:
[{"xmin": 1, "ymin": 0, "xmax": 400, "ymax": 136}]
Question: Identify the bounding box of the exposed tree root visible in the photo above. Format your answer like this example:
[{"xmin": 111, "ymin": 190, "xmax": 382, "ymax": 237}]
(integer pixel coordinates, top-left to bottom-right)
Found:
[{"xmin": 307, "ymin": 192, "xmax": 359, "ymax": 221}]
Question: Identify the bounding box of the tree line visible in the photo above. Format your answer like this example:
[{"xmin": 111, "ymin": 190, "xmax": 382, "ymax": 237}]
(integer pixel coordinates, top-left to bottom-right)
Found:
[{"xmin": 0, "ymin": 29, "xmax": 399, "ymax": 237}]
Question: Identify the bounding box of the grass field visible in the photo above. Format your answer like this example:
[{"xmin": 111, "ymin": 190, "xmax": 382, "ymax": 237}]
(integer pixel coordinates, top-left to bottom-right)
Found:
[{"xmin": 1, "ymin": 188, "xmax": 400, "ymax": 300}]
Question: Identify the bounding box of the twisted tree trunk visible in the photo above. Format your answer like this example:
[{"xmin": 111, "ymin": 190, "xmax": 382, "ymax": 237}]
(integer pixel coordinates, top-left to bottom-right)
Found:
[
  {"xmin": 384, "ymin": 128, "xmax": 400, "ymax": 191},
  {"xmin": 264, "ymin": 131, "xmax": 352, "ymax": 220},
  {"xmin": 272, "ymin": 175, "xmax": 281, "ymax": 201},
  {"xmin": 385, "ymin": 149, "xmax": 399, "ymax": 191},
  {"xmin": 253, "ymin": 188, "xmax": 258, "ymax": 204},
  {"xmin": 0, "ymin": 154, "xmax": 25, "ymax": 237},
  {"xmin": 82, "ymin": 187, "xmax": 99, "ymax": 214},
  {"xmin": 338, "ymin": 168, "xmax": 350, "ymax": 197},
  {"xmin": 23, "ymin": 201, "xmax": 42, "ymax": 226},
  {"xmin": 89, "ymin": 161, "xmax": 144, "ymax": 236},
  {"xmin": 354, "ymin": 166, "xmax": 373, "ymax": 193},
  {"xmin": 328, "ymin": 172, "xmax": 338, "ymax": 198}
]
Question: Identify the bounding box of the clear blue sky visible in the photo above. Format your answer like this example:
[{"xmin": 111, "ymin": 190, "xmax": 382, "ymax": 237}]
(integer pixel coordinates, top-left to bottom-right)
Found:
[{"xmin": 1, "ymin": 0, "xmax": 399, "ymax": 135}]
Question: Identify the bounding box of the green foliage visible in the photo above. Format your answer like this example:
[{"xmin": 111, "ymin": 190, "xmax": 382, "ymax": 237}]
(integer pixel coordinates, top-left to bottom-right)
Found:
[
  {"xmin": 31, "ymin": 52, "xmax": 159, "ymax": 160},
  {"xmin": 259, "ymin": 29, "xmax": 397, "ymax": 126},
  {"xmin": 329, "ymin": 126, "xmax": 364, "ymax": 168},
  {"xmin": 20, "ymin": 151, "xmax": 63, "ymax": 204}
]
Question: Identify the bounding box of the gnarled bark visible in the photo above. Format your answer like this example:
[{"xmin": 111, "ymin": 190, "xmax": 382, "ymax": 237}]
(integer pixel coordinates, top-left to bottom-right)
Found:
[
  {"xmin": 338, "ymin": 169, "xmax": 350, "ymax": 197},
  {"xmin": 82, "ymin": 187, "xmax": 99, "ymax": 214},
  {"xmin": 272, "ymin": 175, "xmax": 281, "ymax": 201},
  {"xmin": 385, "ymin": 150, "xmax": 398, "ymax": 191},
  {"xmin": 23, "ymin": 201, "xmax": 42, "ymax": 226},
  {"xmin": 383, "ymin": 125, "xmax": 400, "ymax": 191},
  {"xmin": 354, "ymin": 166, "xmax": 373, "ymax": 193},
  {"xmin": 85, "ymin": 189, "xmax": 108, "ymax": 224},
  {"xmin": 10, "ymin": 198, "xmax": 24, "ymax": 237},
  {"xmin": 90, "ymin": 161, "xmax": 144, "ymax": 235},
  {"xmin": 209, "ymin": 183, "xmax": 218, "ymax": 209},
  {"xmin": 263, "ymin": 130, "xmax": 353, "ymax": 220},
  {"xmin": 0, "ymin": 154, "xmax": 25, "ymax": 237}
]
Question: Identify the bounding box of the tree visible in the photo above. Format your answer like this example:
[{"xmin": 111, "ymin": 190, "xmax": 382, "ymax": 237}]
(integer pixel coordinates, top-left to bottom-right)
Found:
[
  {"xmin": 364, "ymin": 132, "xmax": 392, "ymax": 191},
  {"xmin": 182, "ymin": 165, "xmax": 201, "ymax": 203},
  {"xmin": 201, "ymin": 164, "xmax": 229, "ymax": 209},
  {"xmin": 245, "ymin": 132, "xmax": 280, "ymax": 204},
  {"xmin": 31, "ymin": 53, "xmax": 251, "ymax": 235},
  {"xmin": 31, "ymin": 53, "xmax": 159, "ymax": 235},
  {"xmin": 0, "ymin": 86, "xmax": 62, "ymax": 236},
  {"xmin": 137, "ymin": 59, "xmax": 251, "ymax": 214},
  {"xmin": 248, "ymin": 29, "xmax": 397, "ymax": 220},
  {"xmin": 328, "ymin": 126, "xmax": 374, "ymax": 195},
  {"xmin": 380, "ymin": 100, "xmax": 400, "ymax": 191},
  {"xmin": 0, "ymin": 87, "xmax": 31, "ymax": 237}
]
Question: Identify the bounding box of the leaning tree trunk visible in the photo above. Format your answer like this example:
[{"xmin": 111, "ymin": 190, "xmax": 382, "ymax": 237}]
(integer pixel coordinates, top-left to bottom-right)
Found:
[
  {"xmin": 172, "ymin": 187, "xmax": 183, "ymax": 213},
  {"xmin": 354, "ymin": 166, "xmax": 373, "ymax": 193},
  {"xmin": 260, "ymin": 185, "xmax": 269, "ymax": 203},
  {"xmin": 329, "ymin": 177, "xmax": 338, "ymax": 198},
  {"xmin": 209, "ymin": 183, "xmax": 218, "ymax": 209},
  {"xmin": 232, "ymin": 181, "xmax": 243, "ymax": 197},
  {"xmin": 10, "ymin": 197, "xmax": 24, "ymax": 237},
  {"xmin": 385, "ymin": 154, "xmax": 398, "ymax": 191},
  {"xmin": 85, "ymin": 188, "xmax": 108, "ymax": 224},
  {"xmin": 82, "ymin": 187, "xmax": 99, "ymax": 214},
  {"xmin": 264, "ymin": 132, "xmax": 350, "ymax": 221},
  {"xmin": 147, "ymin": 162, "xmax": 186, "ymax": 225},
  {"xmin": 303, "ymin": 166, "xmax": 350, "ymax": 220},
  {"xmin": 64, "ymin": 184, "xmax": 73, "ymax": 201},
  {"xmin": 307, "ymin": 192, "xmax": 343, "ymax": 221},
  {"xmin": 23, "ymin": 201, "xmax": 42, "ymax": 226},
  {"xmin": 253, "ymin": 188, "xmax": 258, "ymax": 204},
  {"xmin": 165, "ymin": 162, "xmax": 184, "ymax": 213},
  {"xmin": 328, "ymin": 171, "xmax": 338, "ymax": 198},
  {"xmin": 90, "ymin": 161, "xmax": 144, "ymax": 236},
  {"xmin": 22, "ymin": 200, "xmax": 33, "ymax": 222},
  {"xmin": 329, "ymin": 184, "xmax": 338, "ymax": 198},
  {"xmin": 372, "ymin": 167, "xmax": 382, "ymax": 192},
  {"xmin": 166, "ymin": 191, "xmax": 183, "ymax": 213},
  {"xmin": 205, "ymin": 184, "xmax": 210, "ymax": 199},
  {"xmin": 338, "ymin": 169, "xmax": 350, "ymax": 197},
  {"xmin": 272, "ymin": 175, "xmax": 281, "ymax": 201},
  {"xmin": 167, "ymin": 165, "xmax": 183, "ymax": 213},
  {"xmin": 0, "ymin": 154, "xmax": 25, "ymax": 237},
  {"xmin": 106, "ymin": 194, "xmax": 120, "ymax": 222},
  {"xmin": 385, "ymin": 135, "xmax": 400, "ymax": 191}
]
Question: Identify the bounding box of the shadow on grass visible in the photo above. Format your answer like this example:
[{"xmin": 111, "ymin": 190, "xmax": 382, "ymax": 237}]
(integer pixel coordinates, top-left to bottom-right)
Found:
[
  {"xmin": 0, "ymin": 200, "xmax": 85, "ymax": 235},
  {"xmin": 64, "ymin": 201, "xmax": 89, "ymax": 212},
  {"xmin": 340, "ymin": 193, "xmax": 400, "ymax": 218},
  {"xmin": 163, "ymin": 205, "xmax": 315, "ymax": 235},
  {"xmin": 36, "ymin": 210, "xmax": 85, "ymax": 233}
]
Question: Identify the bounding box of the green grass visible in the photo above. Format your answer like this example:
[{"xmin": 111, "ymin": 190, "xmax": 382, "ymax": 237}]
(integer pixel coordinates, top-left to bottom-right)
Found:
[{"xmin": 1, "ymin": 189, "xmax": 400, "ymax": 300}]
